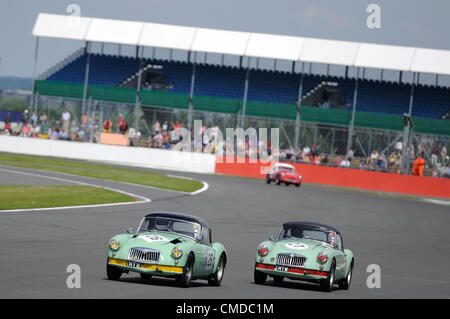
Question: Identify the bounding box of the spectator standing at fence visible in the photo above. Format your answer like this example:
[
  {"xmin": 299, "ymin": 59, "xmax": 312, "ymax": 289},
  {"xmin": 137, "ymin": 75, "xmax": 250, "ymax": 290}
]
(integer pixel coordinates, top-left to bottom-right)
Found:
[
  {"xmin": 340, "ymin": 156, "xmax": 350, "ymax": 168},
  {"xmin": 31, "ymin": 112, "xmax": 38, "ymax": 126},
  {"xmin": 103, "ymin": 119, "xmax": 112, "ymax": 132},
  {"xmin": 21, "ymin": 109, "xmax": 29, "ymax": 125},
  {"xmin": 61, "ymin": 109, "xmax": 71, "ymax": 132},
  {"xmin": 119, "ymin": 120, "xmax": 128, "ymax": 134},
  {"xmin": 412, "ymin": 152, "xmax": 425, "ymax": 176}
]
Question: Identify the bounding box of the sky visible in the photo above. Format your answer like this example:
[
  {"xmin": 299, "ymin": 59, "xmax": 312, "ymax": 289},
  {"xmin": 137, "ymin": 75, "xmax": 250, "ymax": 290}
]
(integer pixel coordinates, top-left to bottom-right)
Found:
[{"xmin": 0, "ymin": 0, "xmax": 449, "ymax": 78}]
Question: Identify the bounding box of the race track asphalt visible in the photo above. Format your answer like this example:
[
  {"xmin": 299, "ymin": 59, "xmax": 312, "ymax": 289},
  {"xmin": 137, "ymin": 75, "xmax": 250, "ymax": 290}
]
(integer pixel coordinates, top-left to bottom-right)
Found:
[{"xmin": 0, "ymin": 164, "xmax": 449, "ymax": 298}]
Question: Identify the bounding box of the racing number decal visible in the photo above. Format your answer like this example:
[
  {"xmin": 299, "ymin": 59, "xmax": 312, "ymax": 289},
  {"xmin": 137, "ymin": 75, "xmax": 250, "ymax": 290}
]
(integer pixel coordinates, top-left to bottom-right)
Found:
[{"xmin": 205, "ymin": 250, "xmax": 215, "ymax": 271}]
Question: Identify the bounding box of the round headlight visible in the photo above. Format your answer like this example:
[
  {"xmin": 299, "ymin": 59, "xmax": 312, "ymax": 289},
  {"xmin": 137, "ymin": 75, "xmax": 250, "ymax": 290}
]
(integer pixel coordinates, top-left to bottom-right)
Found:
[
  {"xmin": 257, "ymin": 244, "xmax": 269, "ymax": 257},
  {"xmin": 171, "ymin": 247, "xmax": 184, "ymax": 259},
  {"xmin": 316, "ymin": 252, "xmax": 329, "ymax": 265},
  {"xmin": 109, "ymin": 239, "xmax": 121, "ymax": 251}
]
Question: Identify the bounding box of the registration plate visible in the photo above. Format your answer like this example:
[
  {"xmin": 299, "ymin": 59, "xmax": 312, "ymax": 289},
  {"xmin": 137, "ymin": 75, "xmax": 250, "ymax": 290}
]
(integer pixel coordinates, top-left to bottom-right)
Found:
[
  {"xmin": 274, "ymin": 266, "xmax": 288, "ymax": 272},
  {"xmin": 126, "ymin": 260, "xmax": 141, "ymax": 268}
]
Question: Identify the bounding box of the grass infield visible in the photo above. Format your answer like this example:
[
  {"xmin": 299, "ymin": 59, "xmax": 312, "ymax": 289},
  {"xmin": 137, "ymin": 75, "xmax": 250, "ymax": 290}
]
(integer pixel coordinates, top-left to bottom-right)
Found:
[
  {"xmin": 0, "ymin": 185, "xmax": 135, "ymax": 210},
  {"xmin": 0, "ymin": 152, "xmax": 204, "ymax": 193}
]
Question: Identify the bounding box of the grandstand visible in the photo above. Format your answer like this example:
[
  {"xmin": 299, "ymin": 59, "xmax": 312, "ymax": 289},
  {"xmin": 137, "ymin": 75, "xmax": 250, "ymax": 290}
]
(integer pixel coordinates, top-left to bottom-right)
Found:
[{"xmin": 46, "ymin": 53, "xmax": 449, "ymax": 119}]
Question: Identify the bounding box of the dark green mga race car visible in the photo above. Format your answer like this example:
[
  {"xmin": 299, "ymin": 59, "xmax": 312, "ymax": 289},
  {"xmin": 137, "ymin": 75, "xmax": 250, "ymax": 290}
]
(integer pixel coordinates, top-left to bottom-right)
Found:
[
  {"xmin": 254, "ymin": 222, "xmax": 354, "ymax": 292},
  {"xmin": 107, "ymin": 212, "xmax": 227, "ymax": 287}
]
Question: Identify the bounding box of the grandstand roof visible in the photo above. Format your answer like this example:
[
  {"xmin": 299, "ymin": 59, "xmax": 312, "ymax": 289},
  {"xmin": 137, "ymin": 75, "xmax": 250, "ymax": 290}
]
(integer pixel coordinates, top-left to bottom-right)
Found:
[{"xmin": 32, "ymin": 13, "xmax": 450, "ymax": 76}]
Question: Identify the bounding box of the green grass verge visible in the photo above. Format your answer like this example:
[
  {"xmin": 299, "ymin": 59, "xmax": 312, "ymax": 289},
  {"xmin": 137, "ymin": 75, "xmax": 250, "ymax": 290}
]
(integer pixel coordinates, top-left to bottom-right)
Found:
[
  {"xmin": 0, "ymin": 152, "xmax": 204, "ymax": 193},
  {"xmin": 0, "ymin": 185, "xmax": 134, "ymax": 210}
]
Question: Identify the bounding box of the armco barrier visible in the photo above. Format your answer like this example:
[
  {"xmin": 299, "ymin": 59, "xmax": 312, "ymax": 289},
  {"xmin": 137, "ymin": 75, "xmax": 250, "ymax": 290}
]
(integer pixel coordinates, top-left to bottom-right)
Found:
[
  {"xmin": 215, "ymin": 157, "xmax": 450, "ymax": 199},
  {"xmin": 0, "ymin": 136, "xmax": 216, "ymax": 174}
]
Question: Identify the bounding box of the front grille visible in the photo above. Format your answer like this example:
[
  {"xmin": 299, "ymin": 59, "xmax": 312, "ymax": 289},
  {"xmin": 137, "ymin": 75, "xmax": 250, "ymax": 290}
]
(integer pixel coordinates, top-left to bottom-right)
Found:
[
  {"xmin": 128, "ymin": 247, "xmax": 160, "ymax": 263},
  {"xmin": 276, "ymin": 253, "xmax": 307, "ymax": 267}
]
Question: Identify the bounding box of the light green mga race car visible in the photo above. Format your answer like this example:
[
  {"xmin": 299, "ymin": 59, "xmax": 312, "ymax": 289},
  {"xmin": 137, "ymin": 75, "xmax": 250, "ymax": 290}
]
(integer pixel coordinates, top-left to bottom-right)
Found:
[
  {"xmin": 254, "ymin": 221, "xmax": 354, "ymax": 292},
  {"xmin": 107, "ymin": 212, "xmax": 227, "ymax": 288}
]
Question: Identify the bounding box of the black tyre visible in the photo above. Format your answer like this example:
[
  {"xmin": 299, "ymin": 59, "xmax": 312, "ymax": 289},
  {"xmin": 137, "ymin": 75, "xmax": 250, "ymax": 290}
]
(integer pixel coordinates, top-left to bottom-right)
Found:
[
  {"xmin": 285, "ymin": 182, "xmax": 290, "ymax": 186},
  {"xmin": 208, "ymin": 254, "xmax": 226, "ymax": 286},
  {"xmin": 266, "ymin": 175, "xmax": 271, "ymax": 184},
  {"xmin": 320, "ymin": 260, "xmax": 335, "ymax": 292},
  {"xmin": 339, "ymin": 260, "xmax": 353, "ymax": 290},
  {"xmin": 276, "ymin": 176, "xmax": 281, "ymax": 185},
  {"xmin": 254, "ymin": 268, "xmax": 267, "ymax": 285},
  {"xmin": 177, "ymin": 254, "xmax": 194, "ymax": 288},
  {"xmin": 295, "ymin": 183, "xmax": 300, "ymax": 187},
  {"xmin": 140, "ymin": 273, "xmax": 152, "ymax": 282},
  {"xmin": 273, "ymin": 275, "xmax": 284, "ymax": 283},
  {"xmin": 106, "ymin": 263, "xmax": 122, "ymax": 281}
]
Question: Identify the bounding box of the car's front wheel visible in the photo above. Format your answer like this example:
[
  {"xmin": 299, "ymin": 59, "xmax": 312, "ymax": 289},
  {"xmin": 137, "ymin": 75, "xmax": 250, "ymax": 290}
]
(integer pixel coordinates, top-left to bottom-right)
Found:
[
  {"xmin": 295, "ymin": 183, "xmax": 300, "ymax": 187},
  {"xmin": 177, "ymin": 254, "xmax": 194, "ymax": 288},
  {"xmin": 208, "ymin": 254, "xmax": 226, "ymax": 286},
  {"xmin": 106, "ymin": 263, "xmax": 122, "ymax": 281},
  {"xmin": 320, "ymin": 260, "xmax": 335, "ymax": 292},
  {"xmin": 254, "ymin": 269, "xmax": 267, "ymax": 285},
  {"xmin": 339, "ymin": 260, "xmax": 353, "ymax": 290}
]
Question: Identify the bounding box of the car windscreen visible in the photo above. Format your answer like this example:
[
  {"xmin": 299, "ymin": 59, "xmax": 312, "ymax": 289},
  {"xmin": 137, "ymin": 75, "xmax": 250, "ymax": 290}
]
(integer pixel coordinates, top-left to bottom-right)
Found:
[
  {"xmin": 280, "ymin": 167, "xmax": 296, "ymax": 173},
  {"xmin": 278, "ymin": 225, "xmax": 336, "ymax": 246},
  {"xmin": 138, "ymin": 216, "xmax": 201, "ymax": 240}
]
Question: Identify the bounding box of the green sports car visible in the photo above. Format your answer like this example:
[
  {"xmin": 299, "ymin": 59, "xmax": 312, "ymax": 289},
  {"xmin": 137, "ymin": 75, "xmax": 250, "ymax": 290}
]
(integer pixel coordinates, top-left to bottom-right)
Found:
[
  {"xmin": 254, "ymin": 222, "xmax": 354, "ymax": 292},
  {"xmin": 106, "ymin": 212, "xmax": 227, "ymax": 287}
]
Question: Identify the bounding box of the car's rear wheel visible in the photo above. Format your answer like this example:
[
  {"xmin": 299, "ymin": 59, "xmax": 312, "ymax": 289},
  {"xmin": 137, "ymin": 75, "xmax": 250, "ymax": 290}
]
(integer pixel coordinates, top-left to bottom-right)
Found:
[
  {"xmin": 208, "ymin": 254, "xmax": 225, "ymax": 286},
  {"xmin": 320, "ymin": 260, "xmax": 335, "ymax": 292},
  {"xmin": 140, "ymin": 273, "xmax": 152, "ymax": 282},
  {"xmin": 276, "ymin": 176, "xmax": 281, "ymax": 185},
  {"xmin": 106, "ymin": 263, "xmax": 122, "ymax": 281},
  {"xmin": 273, "ymin": 275, "xmax": 284, "ymax": 283},
  {"xmin": 295, "ymin": 183, "xmax": 300, "ymax": 187},
  {"xmin": 266, "ymin": 175, "xmax": 271, "ymax": 184},
  {"xmin": 177, "ymin": 254, "xmax": 194, "ymax": 288},
  {"xmin": 339, "ymin": 260, "xmax": 353, "ymax": 290},
  {"xmin": 254, "ymin": 269, "xmax": 267, "ymax": 285}
]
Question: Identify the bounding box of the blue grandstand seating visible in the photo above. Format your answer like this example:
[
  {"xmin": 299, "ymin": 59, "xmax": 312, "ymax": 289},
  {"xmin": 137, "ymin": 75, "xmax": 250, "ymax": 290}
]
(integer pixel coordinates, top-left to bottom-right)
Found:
[{"xmin": 47, "ymin": 53, "xmax": 449, "ymax": 119}]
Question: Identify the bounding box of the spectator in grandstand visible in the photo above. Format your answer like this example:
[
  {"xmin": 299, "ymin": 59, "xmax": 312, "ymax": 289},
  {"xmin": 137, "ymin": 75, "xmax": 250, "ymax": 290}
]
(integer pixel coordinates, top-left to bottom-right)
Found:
[
  {"xmin": 334, "ymin": 156, "xmax": 342, "ymax": 166},
  {"xmin": 39, "ymin": 112, "xmax": 48, "ymax": 124},
  {"xmin": 61, "ymin": 109, "xmax": 71, "ymax": 132},
  {"xmin": 340, "ymin": 156, "xmax": 350, "ymax": 168},
  {"xmin": 346, "ymin": 149, "xmax": 354, "ymax": 162},
  {"xmin": 119, "ymin": 120, "xmax": 128, "ymax": 134},
  {"xmin": 303, "ymin": 145, "xmax": 311, "ymax": 156},
  {"xmin": 162, "ymin": 120, "xmax": 168, "ymax": 132},
  {"xmin": 321, "ymin": 154, "xmax": 329, "ymax": 165},
  {"xmin": 359, "ymin": 157, "xmax": 368, "ymax": 169},
  {"xmin": 59, "ymin": 128, "xmax": 69, "ymax": 141},
  {"xmin": 388, "ymin": 151, "xmax": 400, "ymax": 173},
  {"xmin": 378, "ymin": 154, "xmax": 387, "ymax": 170},
  {"xmin": 117, "ymin": 114, "xmax": 125, "ymax": 130},
  {"xmin": 50, "ymin": 128, "xmax": 59, "ymax": 139},
  {"xmin": 412, "ymin": 152, "xmax": 425, "ymax": 176},
  {"xmin": 20, "ymin": 123, "xmax": 31, "ymax": 137},
  {"xmin": 103, "ymin": 119, "xmax": 113, "ymax": 132},
  {"xmin": 30, "ymin": 112, "xmax": 38, "ymax": 126}
]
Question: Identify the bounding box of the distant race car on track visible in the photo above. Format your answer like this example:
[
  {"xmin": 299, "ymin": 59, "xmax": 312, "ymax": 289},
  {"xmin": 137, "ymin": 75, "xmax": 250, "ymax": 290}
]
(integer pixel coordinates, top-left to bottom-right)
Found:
[
  {"xmin": 266, "ymin": 163, "xmax": 302, "ymax": 187},
  {"xmin": 107, "ymin": 212, "xmax": 227, "ymax": 288},
  {"xmin": 254, "ymin": 222, "xmax": 354, "ymax": 292}
]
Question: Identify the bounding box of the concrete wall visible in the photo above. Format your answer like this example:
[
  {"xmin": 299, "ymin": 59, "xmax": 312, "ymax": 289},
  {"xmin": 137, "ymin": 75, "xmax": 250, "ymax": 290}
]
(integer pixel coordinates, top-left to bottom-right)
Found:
[{"xmin": 0, "ymin": 136, "xmax": 216, "ymax": 174}]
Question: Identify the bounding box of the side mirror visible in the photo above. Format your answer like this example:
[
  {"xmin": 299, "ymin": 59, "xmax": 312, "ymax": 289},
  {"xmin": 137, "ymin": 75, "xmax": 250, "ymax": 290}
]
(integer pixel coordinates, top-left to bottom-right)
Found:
[
  {"xmin": 269, "ymin": 235, "xmax": 276, "ymax": 241},
  {"xmin": 127, "ymin": 227, "xmax": 134, "ymax": 234}
]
